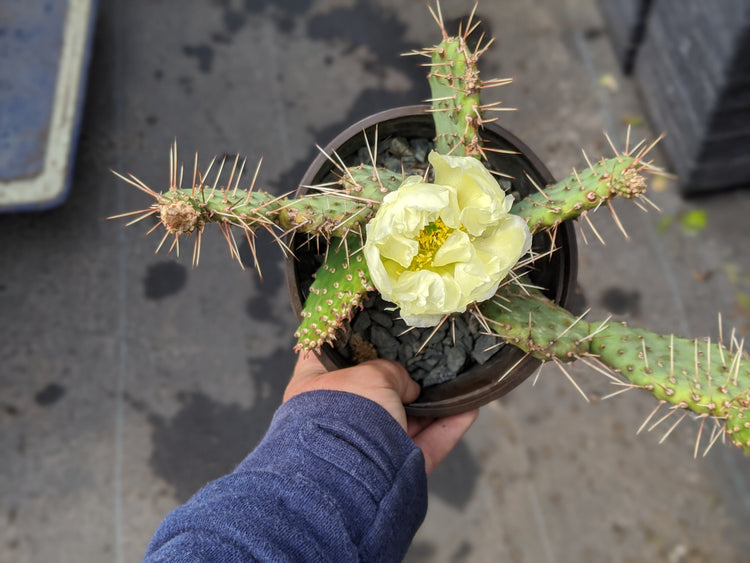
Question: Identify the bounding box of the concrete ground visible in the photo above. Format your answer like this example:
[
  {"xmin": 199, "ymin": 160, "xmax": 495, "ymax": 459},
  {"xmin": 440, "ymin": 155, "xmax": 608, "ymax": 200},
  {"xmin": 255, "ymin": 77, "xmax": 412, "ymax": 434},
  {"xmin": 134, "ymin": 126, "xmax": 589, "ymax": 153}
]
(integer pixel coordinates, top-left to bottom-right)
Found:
[{"xmin": 1, "ymin": 0, "xmax": 749, "ymax": 561}]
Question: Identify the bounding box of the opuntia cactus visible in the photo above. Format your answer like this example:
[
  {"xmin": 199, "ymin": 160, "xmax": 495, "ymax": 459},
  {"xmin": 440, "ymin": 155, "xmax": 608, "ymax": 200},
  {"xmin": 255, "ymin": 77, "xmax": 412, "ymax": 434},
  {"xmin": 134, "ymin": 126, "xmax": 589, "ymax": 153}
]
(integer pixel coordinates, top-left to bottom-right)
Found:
[{"xmin": 112, "ymin": 3, "xmax": 750, "ymax": 457}]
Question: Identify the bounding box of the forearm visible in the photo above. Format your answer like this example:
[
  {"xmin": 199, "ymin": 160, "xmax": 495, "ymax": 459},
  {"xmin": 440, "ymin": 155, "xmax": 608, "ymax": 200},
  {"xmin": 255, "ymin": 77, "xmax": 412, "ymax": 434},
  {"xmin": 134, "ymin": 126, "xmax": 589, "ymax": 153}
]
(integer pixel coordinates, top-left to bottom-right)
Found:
[{"xmin": 143, "ymin": 391, "xmax": 428, "ymax": 562}]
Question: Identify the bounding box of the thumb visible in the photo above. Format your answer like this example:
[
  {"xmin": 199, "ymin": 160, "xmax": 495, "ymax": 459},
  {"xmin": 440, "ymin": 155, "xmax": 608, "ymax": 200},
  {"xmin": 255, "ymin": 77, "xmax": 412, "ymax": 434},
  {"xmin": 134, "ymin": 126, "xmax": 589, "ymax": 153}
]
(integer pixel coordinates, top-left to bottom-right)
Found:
[
  {"xmin": 284, "ymin": 352, "xmax": 327, "ymax": 402},
  {"xmin": 363, "ymin": 359, "xmax": 421, "ymax": 406},
  {"xmin": 388, "ymin": 362, "xmax": 421, "ymax": 406},
  {"xmin": 292, "ymin": 351, "xmax": 327, "ymax": 380}
]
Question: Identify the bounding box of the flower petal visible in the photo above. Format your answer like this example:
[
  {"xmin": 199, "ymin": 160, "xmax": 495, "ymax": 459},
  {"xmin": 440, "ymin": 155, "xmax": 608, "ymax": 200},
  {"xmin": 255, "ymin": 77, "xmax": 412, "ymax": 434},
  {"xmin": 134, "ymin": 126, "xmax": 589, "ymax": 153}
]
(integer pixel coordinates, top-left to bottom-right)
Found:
[
  {"xmin": 377, "ymin": 234, "xmax": 418, "ymax": 269},
  {"xmin": 473, "ymin": 214, "xmax": 533, "ymax": 271},
  {"xmin": 429, "ymin": 151, "xmax": 510, "ymax": 236},
  {"xmin": 432, "ymin": 229, "xmax": 473, "ymax": 267},
  {"xmin": 393, "ymin": 271, "xmax": 462, "ymax": 327},
  {"xmin": 364, "ymin": 242, "xmax": 391, "ymax": 294}
]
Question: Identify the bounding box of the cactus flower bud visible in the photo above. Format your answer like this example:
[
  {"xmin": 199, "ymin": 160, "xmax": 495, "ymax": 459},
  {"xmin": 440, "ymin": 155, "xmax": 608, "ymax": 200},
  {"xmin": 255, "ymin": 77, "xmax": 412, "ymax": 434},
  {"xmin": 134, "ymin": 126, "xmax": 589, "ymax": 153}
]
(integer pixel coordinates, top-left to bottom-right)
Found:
[{"xmin": 363, "ymin": 151, "xmax": 532, "ymax": 327}]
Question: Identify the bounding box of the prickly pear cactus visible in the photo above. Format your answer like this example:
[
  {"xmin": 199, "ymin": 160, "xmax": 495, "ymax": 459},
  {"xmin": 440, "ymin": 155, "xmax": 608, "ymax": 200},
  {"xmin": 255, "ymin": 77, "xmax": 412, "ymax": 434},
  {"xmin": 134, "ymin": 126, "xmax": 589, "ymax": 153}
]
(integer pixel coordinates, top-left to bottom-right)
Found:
[{"xmin": 111, "ymin": 2, "xmax": 750, "ymax": 457}]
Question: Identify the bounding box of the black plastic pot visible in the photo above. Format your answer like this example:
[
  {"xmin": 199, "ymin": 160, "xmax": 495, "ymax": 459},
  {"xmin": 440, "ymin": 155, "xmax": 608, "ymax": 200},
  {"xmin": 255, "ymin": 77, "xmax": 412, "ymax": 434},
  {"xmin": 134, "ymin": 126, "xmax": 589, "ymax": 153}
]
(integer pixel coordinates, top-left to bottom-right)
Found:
[{"xmin": 286, "ymin": 105, "xmax": 577, "ymax": 416}]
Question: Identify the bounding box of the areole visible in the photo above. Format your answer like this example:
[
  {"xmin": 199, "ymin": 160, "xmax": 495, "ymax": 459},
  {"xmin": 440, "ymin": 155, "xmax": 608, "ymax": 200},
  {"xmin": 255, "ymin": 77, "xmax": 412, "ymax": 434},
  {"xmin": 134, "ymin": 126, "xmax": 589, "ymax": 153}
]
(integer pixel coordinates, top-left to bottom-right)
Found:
[{"xmin": 286, "ymin": 105, "xmax": 578, "ymax": 416}]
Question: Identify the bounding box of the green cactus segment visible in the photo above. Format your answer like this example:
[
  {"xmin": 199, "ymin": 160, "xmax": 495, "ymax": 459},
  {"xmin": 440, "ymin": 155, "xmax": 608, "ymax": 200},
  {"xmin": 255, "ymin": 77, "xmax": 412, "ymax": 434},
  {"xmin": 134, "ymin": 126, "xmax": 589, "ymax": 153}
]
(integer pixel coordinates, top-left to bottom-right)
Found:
[
  {"xmin": 155, "ymin": 187, "xmax": 363, "ymax": 239},
  {"xmin": 340, "ymin": 164, "xmax": 403, "ymax": 193},
  {"xmin": 591, "ymin": 324, "xmax": 749, "ymax": 417},
  {"xmin": 511, "ymin": 155, "xmax": 647, "ymax": 234},
  {"xmin": 428, "ymin": 36, "xmax": 483, "ymax": 157},
  {"xmin": 277, "ymin": 164, "xmax": 402, "ymax": 238},
  {"xmin": 154, "ymin": 164, "xmax": 402, "ymax": 241},
  {"xmin": 726, "ymin": 408, "xmax": 750, "ymax": 454},
  {"xmin": 480, "ymin": 284, "xmax": 591, "ymax": 360},
  {"xmin": 294, "ymin": 238, "xmax": 375, "ymax": 352},
  {"xmin": 592, "ymin": 323, "xmax": 750, "ymax": 454},
  {"xmin": 482, "ymin": 284, "xmax": 750, "ymax": 454}
]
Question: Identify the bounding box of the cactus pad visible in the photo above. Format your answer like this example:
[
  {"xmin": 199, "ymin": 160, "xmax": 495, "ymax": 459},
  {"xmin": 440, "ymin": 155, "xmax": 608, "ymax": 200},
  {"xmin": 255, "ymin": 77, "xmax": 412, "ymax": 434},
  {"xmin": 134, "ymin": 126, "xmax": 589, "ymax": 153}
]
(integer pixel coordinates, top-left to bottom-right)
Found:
[
  {"xmin": 427, "ymin": 35, "xmax": 483, "ymax": 157},
  {"xmin": 411, "ymin": 4, "xmax": 511, "ymax": 158},
  {"xmin": 482, "ymin": 282, "xmax": 750, "ymax": 455},
  {"xmin": 293, "ymin": 238, "xmax": 375, "ymax": 352},
  {"xmin": 511, "ymin": 153, "xmax": 650, "ymax": 235},
  {"xmin": 480, "ymin": 283, "xmax": 591, "ymax": 361},
  {"xmin": 592, "ymin": 323, "xmax": 750, "ymax": 454},
  {"xmin": 111, "ymin": 146, "xmax": 403, "ymax": 267}
]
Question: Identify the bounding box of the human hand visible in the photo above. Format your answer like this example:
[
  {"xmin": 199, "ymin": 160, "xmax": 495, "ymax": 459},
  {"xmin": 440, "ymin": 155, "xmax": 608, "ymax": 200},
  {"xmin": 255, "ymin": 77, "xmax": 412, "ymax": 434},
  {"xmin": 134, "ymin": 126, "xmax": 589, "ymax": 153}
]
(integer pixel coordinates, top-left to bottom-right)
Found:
[
  {"xmin": 405, "ymin": 411, "xmax": 478, "ymax": 475},
  {"xmin": 286, "ymin": 353, "xmax": 478, "ymax": 475}
]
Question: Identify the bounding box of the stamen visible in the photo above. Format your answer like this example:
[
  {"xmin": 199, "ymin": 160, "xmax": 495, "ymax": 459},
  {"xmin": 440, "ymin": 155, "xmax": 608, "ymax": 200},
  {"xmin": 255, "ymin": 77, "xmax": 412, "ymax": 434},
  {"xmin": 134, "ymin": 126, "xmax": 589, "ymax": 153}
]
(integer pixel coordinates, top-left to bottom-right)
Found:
[{"xmin": 408, "ymin": 218, "xmax": 455, "ymax": 271}]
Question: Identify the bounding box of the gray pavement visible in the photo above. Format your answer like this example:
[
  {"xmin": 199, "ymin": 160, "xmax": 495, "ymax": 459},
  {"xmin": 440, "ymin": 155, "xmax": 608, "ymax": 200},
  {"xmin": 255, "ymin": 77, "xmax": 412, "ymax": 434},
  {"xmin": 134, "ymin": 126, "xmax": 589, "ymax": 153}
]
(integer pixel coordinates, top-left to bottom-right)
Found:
[{"xmin": 2, "ymin": 1, "xmax": 749, "ymax": 561}]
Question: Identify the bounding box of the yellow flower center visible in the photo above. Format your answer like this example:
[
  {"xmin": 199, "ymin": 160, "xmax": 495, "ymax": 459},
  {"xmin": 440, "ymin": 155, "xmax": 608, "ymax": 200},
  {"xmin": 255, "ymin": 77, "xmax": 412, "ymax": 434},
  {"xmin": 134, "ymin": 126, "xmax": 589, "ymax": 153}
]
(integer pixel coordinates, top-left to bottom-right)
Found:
[{"xmin": 408, "ymin": 218, "xmax": 454, "ymax": 271}]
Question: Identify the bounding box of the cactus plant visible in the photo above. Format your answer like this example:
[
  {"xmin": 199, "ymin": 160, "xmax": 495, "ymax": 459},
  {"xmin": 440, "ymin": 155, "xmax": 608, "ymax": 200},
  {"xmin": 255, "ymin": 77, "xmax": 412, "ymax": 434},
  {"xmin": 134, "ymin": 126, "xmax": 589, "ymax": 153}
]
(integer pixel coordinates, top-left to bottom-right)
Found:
[{"xmin": 112, "ymin": 3, "xmax": 749, "ymax": 457}]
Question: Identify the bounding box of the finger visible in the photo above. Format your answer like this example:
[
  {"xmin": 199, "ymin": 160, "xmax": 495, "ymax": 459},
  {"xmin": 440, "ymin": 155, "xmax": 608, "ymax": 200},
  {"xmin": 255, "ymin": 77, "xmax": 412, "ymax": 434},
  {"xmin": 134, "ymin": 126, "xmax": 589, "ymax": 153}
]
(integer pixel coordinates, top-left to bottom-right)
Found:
[
  {"xmin": 292, "ymin": 351, "xmax": 327, "ymax": 380},
  {"xmin": 284, "ymin": 352, "xmax": 328, "ymax": 401},
  {"xmin": 363, "ymin": 360, "xmax": 420, "ymax": 405},
  {"xmin": 413, "ymin": 409, "xmax": 479, "ymax": 475},
  {"xmin": 406, "ymin": 416, "xmax": 435, "ymax": 439},
  {"xmin": 397, "ymin": 373, "xmax": 421, "ymax": 406}
]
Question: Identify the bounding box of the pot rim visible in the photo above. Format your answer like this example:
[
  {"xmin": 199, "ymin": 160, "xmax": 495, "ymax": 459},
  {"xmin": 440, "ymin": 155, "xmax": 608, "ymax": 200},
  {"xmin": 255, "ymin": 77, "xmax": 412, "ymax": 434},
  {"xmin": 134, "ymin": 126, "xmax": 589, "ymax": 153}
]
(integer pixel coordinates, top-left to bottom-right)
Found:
[{"xmin": 286, "ymin": 105, "xmax": 578, "ymax": 416}]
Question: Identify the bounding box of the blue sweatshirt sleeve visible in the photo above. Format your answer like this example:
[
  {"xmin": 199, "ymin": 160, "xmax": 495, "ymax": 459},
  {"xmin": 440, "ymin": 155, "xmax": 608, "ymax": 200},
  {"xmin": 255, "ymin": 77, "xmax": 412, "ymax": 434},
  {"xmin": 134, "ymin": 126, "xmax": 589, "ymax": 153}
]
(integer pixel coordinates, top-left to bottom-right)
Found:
[{"xmin": 143, "ymin": 390, "xmax": 428, "ymax": 562}]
